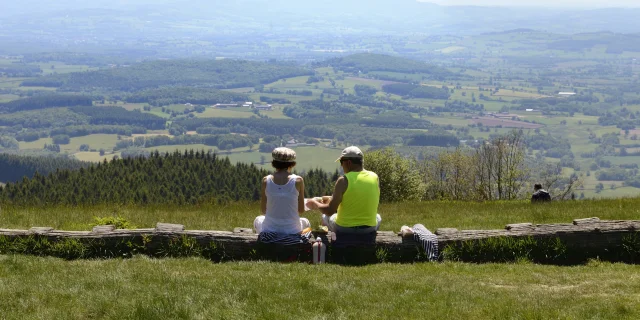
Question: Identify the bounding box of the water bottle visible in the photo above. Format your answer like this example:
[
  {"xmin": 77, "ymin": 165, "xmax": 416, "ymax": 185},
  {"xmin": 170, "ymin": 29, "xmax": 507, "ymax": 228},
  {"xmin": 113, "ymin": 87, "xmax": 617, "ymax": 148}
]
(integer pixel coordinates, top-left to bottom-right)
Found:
[{"xmin": 312, "ymin": 237, "xmax": 326, "ymax": 264}]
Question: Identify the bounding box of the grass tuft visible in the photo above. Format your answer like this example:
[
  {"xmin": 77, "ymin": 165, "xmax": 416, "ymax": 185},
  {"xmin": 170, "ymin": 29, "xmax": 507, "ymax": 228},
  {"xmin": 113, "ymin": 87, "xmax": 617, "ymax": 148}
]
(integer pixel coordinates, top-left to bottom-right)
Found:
[{"xmin": 91, "ymin": 216, "xmax": 136, "ymax": 229}]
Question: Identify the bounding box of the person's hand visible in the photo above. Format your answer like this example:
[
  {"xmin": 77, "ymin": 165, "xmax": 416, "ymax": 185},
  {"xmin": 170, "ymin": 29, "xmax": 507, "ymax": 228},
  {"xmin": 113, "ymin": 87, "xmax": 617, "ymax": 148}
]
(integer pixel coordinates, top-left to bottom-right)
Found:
[{"xmin": 306, "ymin": 199, "xmax": 320, "ymax": 210}]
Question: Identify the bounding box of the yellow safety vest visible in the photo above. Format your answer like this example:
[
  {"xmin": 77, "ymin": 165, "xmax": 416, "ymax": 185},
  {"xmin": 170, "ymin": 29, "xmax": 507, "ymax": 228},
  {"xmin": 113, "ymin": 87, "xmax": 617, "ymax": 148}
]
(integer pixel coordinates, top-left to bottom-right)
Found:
[{"xmin": 336, "ymin": 170, "xmax": 380, "ymax": 227}]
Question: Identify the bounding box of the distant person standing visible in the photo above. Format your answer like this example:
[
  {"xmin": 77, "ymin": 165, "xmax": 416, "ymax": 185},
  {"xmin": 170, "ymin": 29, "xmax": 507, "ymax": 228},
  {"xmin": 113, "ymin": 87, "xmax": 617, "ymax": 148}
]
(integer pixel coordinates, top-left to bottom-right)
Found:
[{"xmin": 531, "ymin": 183, "xmax": 551, "ymax": 203}]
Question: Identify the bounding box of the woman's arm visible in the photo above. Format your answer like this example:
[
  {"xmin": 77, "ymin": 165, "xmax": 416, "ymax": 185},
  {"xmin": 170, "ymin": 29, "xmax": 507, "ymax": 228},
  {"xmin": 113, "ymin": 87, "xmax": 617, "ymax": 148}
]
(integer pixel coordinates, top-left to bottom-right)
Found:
[
  {"xmin": 296, "ymin": 176, "xmax": 305, "ymax": 215},
  {"xmin": 260, "ymin": 176, "xmax": 268, "ymax": 215}
]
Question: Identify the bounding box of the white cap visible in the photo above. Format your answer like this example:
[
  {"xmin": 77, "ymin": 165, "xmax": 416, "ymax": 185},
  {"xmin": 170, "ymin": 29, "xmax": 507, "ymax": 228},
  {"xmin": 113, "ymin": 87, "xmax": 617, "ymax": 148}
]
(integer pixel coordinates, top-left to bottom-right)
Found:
[{"xmin": 335, "ymin": 146, "xmax": 363, "ymax": 162}]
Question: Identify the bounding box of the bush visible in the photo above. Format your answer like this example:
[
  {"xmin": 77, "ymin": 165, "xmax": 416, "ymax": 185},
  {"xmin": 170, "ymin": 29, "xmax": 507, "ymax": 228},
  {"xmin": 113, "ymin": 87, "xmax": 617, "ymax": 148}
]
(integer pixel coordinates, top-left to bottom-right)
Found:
[
  {"xmin": 52, "ymin": 134, "xmax": 70, "ymax": 145},
  {"xmin": 259, "ymin": 142, "xmax": 278, "ymax": 153},
  {"xmin": 92, "ymin": 216, "xmax": 135, "ymax": 229},
  {"xmin": 364, "ymin": 148, "xmax": 424, "ymax": 202}
]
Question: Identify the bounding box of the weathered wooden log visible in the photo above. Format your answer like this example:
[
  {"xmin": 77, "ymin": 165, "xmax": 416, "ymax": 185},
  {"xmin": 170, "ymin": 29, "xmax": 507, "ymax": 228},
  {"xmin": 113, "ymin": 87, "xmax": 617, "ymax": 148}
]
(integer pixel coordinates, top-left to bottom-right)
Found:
[
  {"xmin": 573, "ymin": 217, "xmax": 600, "ymax": 225},
  {"xmin": 505, "ymin": 223, "xmax": 534, "ymax": 231},
  {"xmin": 155, "ymin": 223, "xmax": 184, "ymax": 232},
  {"xmin": 1, "ymin": 218, "xmax": 639, "ymax": 263},
  {"xmin": 233, "ymin": 227, "xmax": 254, "ymax": 234},
  {"xmin": 92, "ymin": 225, "xmax": 116, "ymax": 234},
  {"xmin": 29, "ymin": 227, "xmax": 54, "ymax": 235}
]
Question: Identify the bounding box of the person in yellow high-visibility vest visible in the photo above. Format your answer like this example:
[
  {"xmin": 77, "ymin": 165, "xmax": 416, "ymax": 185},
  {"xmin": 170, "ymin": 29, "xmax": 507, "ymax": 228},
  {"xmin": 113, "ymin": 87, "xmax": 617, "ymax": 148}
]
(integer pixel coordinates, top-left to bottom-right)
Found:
[{"xmin": 307, "ymin": 146, "xmax": 381, "ymax": 235}]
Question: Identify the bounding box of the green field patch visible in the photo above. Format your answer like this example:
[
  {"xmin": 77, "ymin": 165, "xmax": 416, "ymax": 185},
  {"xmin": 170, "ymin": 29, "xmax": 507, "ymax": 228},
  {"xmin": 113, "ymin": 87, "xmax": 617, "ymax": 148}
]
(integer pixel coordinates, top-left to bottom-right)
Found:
[
  {"xmin": 264, "ymin": 75, "xmax": 313, "ymax": 90},
  {"xmin": 68, "ymin": 134, "xmax": 121, "ymax": 153},
  {"xmin": 0, "ymin": 78, "xmax": 24, "ymax": 89},
  {"xmin": 603, "ymin": 156, "xmax": 640, "ymax": 166},
  {"xmin": 147, "ymin": 107, "xmax": 170, "ymax": 119},
  {"xmin": 19, "ymin": 138, "xmax": 51, "ymax": 150},
  {"xmin": 249, "ymin": 92, "xmax": 317, "ymax": 104},
  {"xmin": 260, "ymin": 108, "xmax": 291, "ymax": 119},
  {"xmin": 20, "ymin": 134, "xmax": 121, "ymax": 153},
  {"xmin": 131, "ymin": 130, "xmax": 171, "ymax": 138},
  {"xmin": 0, "ymin": 94, "xmax": 19, "ymax": 103},
  {"xmin": 221, "ymin": 87, "xmax": 254, "ymax": 93},
  {"xmin": 366, "ymin": 72, "xmax": 423, "ymax": 83},
  {"xmin": 37, "ymin": 62, "xmax": 97, "ymax": 75},
  {"xmin": 197, "ymin": 107, "xmax": 256, "ymax": 118},
  {"xmin": 493, "ymin": 89, "xmax": 547, "ymax": 99},
  {"xmin": 422, "ymin": 116, "xmax": 470, "ymax": 126},
  {"xmin": 74, "ymin": 151, "xmax": 119, "ymax": 162},
  {"xmin": 340, "ymin": 77, "xmax": 395, "ymax": 91}
]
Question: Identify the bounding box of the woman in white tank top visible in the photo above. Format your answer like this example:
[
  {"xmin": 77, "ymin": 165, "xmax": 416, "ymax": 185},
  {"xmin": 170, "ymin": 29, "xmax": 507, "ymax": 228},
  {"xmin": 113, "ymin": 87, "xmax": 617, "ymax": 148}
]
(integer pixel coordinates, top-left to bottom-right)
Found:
[{"xmin": 254, "ymin": 147, "xmax": 310, "ymax": 234}]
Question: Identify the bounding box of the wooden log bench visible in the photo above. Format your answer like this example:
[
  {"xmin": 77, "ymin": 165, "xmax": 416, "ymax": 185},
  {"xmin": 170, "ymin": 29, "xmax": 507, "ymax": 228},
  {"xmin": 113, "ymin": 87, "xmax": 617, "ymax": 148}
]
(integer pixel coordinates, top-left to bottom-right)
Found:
[{"xmin": 0, "ymin": 218, "xmax": 638, "ymax": 264}]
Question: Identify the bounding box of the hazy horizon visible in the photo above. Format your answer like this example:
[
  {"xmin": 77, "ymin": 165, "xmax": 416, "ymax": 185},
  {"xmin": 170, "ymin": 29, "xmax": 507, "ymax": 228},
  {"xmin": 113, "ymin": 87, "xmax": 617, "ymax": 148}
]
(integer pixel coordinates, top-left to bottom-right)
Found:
[{"xmin": 424, "ymin": 0, "xmax": 640, "ymax": 7}]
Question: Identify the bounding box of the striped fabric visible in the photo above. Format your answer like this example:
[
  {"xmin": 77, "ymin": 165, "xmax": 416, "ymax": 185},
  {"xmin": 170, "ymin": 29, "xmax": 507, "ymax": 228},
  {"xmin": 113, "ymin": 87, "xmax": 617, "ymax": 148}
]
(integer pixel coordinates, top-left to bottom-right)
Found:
[
  {"xmin": 411, "ymin": 224, "xmax": 439, "ymax": 261},
  {"xmin": 257, "ymin": 230, "xmax": 312, "ymax": 245}
]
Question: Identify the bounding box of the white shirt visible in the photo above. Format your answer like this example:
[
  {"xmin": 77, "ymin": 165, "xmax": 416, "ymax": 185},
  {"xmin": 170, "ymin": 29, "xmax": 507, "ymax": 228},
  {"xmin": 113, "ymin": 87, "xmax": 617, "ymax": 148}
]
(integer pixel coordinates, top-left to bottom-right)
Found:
[{"xmin": 262, "ymin": 174, "xmax": 301, "ymax": 234}]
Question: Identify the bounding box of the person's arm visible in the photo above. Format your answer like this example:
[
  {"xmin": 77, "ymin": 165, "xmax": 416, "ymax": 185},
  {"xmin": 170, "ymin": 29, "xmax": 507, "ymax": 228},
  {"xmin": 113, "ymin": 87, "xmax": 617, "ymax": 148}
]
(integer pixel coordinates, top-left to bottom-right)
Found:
[
  {"xmin": 296, "ymin": 176, "xmax": 305, "ymax": 215},
  {"xmin": 309, "ymin": 176, "xmax": 347, "ymax": 216},
  {"xmin": 260, "ymin": 176, "xmax": 268, "ymax": 215}
]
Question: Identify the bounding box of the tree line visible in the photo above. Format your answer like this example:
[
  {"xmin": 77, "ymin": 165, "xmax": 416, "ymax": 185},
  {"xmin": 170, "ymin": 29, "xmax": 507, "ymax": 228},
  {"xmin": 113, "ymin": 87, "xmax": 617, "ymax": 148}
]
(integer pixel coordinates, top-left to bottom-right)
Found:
[
  {"xmin": 382, "ymin": 83, "xmax": 451, "ymax": 100},
  {"xmin": 23, "ymin": 59, "xmax": 313, "ymax": 91},
  {"xmin": 365, "ymin": 131, "xmax": 580, "ymax": 202},
  {"xmin": 316, "ymin": 53, "xmax": 453, "ymax": 79},
  {"xmin": 0, "ymin": 108, "xmax": 88, "ymax": 129},
  {"xmin": 0, "ymin": 94, "xmax": 93, "ymax": 113},
  {"xmin": 0, "ymin": 151, "xmax": 336, "ymax": 206},
  {"xmin": 50, "ymin": 125, "xmax": 147, "ymax": 138},
  {"xmin": 0, "ymin": 153, "xmax": 88, "ymax": 183},
  {"xmin": 113, "ymin": 134, "xmax": 259, "ymax": 151},
  {"xmin": 69, "ymin": 106, "xmax": 166, "ymax": 130},
  {"xmin": 125, "ymin": 87, "xmax": 249, "ymax": 106}
]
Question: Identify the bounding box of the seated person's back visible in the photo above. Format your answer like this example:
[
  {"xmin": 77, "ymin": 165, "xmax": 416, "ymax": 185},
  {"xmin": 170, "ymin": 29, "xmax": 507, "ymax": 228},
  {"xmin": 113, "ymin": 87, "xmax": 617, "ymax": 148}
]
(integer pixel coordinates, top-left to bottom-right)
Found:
[
  {"xmin": 254, "ymin": 147, "xmax": 310, "ymax": 236},
  {"xmin": 262, "ymin": 173, "xmax": 303, "ymax": 234},
  {"xmin": 336, "ymin": 170, "xmax": 380, "ymax": 229},
  {"xmin": 308, "ymin": 146, "xmax": 382, "ymax": 240},
  {"xmin": 531, "ymin": 183, "xmax": 551, "ymax": 203}
]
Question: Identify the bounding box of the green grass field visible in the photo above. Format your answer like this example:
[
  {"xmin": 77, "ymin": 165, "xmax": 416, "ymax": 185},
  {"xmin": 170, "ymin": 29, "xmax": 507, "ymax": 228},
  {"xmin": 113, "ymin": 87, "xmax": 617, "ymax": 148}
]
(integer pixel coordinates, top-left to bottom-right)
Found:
[
  {"xmin": 2, "ymin": 198, "xmax": 640, "ymax": 232},
  {"xmin": 37, "ymin": 62, "xmax": 96, "ymax": 75},
  {"xmin": 2, "ymin": 199, "xmax": 640, "ymax": 319},
  {"xmin": 0, "ymin": 93, "xmax": 19, "ymax": 102},
  {"xmin": 20, "ymin": 134, "xmax": 120, "ymax": 154},
  {"xmin": 95, "ymin": 102, "xmax": 147, "ymax": 111},
  {"xmin": 0, "ymin": 256, "xmax": 638, "ymax": 319},
  {"xmin": 196, "ymin": 107, "xmax": 290, "ymax": 119},
  {"xmin": 73, "ymin": 151, "xmax": 118, "ymax": 162}
]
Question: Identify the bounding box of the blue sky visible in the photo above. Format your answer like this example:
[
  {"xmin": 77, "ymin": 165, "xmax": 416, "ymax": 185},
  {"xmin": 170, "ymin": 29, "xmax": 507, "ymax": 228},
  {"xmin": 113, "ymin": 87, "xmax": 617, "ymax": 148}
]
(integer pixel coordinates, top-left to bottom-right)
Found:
[{"xmin": 423, "ymin": 0, "xmax": 640, "ymax": 7}]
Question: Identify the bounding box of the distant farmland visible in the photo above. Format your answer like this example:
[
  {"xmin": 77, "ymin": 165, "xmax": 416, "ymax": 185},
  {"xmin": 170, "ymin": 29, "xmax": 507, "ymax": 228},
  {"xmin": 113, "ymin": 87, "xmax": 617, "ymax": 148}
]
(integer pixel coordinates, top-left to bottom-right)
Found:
[{"xmin": 471, "ymin": 117, "xmax": 544, "ymax": 129}]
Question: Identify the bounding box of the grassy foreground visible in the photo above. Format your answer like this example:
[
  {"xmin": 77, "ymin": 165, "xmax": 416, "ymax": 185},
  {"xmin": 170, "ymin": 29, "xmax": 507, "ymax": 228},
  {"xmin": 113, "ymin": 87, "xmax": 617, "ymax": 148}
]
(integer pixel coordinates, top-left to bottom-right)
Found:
[
  {"xmin": 1, "ymin": 198, "xmax": 640, "ymax": 232},
  {"xmin": 1, "ymin": 200, "xmax": 640, "ymax": 319},
  {"xmin": 0, "ymin": 255, "xmax": 638, "ymax": 319}
]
